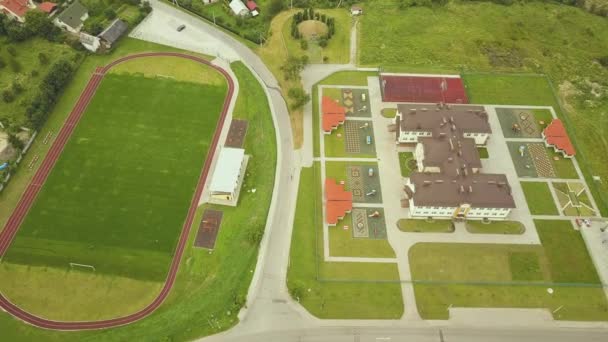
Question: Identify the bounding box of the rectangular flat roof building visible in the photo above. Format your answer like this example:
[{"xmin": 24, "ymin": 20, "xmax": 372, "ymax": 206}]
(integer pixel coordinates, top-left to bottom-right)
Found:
[{"xmin": 209, "ymin": 147, "xmax": 248, "ymax": 206}]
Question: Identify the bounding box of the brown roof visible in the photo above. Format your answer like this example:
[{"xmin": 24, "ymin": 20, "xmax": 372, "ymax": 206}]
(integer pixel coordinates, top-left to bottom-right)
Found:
[
  {"xmin": 398, "ymin": 103, "xmax": 491, "ymax": 134},
  {"xmin": 410, "ymin": 172, "xmax": 515, "ymax": 208},
  {"xmin": 419, "ymin": 134, "xmax": 482, "ymax": 176}
]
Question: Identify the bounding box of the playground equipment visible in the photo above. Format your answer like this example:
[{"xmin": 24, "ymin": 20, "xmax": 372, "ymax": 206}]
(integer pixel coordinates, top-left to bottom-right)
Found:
[
  {"xmin": 359, "ymin": 123, "xmax": 369, "ymax": 129},
  {"xmin": 366, "ymin": 189, "xmax": 377, "ymax": 196},
  {"xmin": 361, "ymin": 93, "xmax": 366, "ymax": 102},
  {"xmin": 368, "ymin": 211, "xmax": 381, "ymax": 218},
  {"xmin": 366, "ymin": 136, "xmax": 372, "ymax": 145},
  {"xmin": 512, "ymin": 123, "xmax": 521, "ymax": 133},
  {"xmin": 358, "ymin": 105, "xmax": 367, "ymax": 112},
  {"xmin": 0, "ymin": 162, "xmax": 7, "ymax": 171},
  {"xmin": 519, "ymin": 145, "xmax": 525, "ymax": 157},
  {"xmin": 368, "ymin": 168, "xmax": 374, "ymax": 177}
]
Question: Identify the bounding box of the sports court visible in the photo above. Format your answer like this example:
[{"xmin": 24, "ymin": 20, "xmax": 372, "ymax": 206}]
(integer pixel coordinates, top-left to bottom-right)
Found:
[
  {"xmin": 194, "ymin": 209, "xmax": 224, "ymax": 249},
  {"xmin": 380, "ymin": 75, "xmax": 469, "ymax": 103}
]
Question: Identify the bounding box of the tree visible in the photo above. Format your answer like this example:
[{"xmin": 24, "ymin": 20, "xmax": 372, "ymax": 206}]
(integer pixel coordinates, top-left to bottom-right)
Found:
[
  {"xmin": 2, "ymin": 89, "xmax": 14, "ymax": 103},
  {"xmin": 280, "ymin": 55, "xmax": 308, "ymax": 81},
  {"xmin": 300, "ymin": 39, "xmax": 308, "ymax": 50},
  {"xmin": 0, "ymin": 58, "xmax": 5, "ymax": 69},
  {"xmin": 38, "ymin": 52, "xmax": 49, "ymax": 65},
  {"xmin": 267, "ymin": 0, "xmax": 285, "ymax": 18},
  {"xmin": 104, "ymin": 8, "xmax": 117, "ymax": 20},
  {"xmin": 8, "ymin": 133, "xmax": 24, "ymax": 150},
  {"xmin": 288, "ymin": 87, "xmax": 310, "ymax": 110}
]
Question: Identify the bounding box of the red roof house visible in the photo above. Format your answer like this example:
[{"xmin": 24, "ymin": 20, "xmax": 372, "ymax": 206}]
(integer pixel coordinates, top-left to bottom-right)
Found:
[
  {"xmin": 325, "ymin": 178, "xmax": 353, "ymax": 225},
  {"xmin": 542, "ymin": 119, "xmax": 575, "ymax": 158},
  {"xmin": 321, "ymin": 96, "xmax": 346, "ymax": 133},
  {"xmin": 246, "ymin": 0, "xmax": 258, "ymax": 11},
  {"xmin": 0, "ymin": 0, "xmax": 33, "ymax": 22},
  {"xmin": 38, "ymin": 1, "xmax": 57, "ymax": 14}
]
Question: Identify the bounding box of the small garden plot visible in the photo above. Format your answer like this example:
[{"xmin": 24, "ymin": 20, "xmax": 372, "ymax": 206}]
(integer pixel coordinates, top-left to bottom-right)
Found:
[
  {"xmin": 496, "ymin": 108, "xmax": 552, "ymax": 138},
  {"xmin": 552, "ymin": 182, "xmax": 596, "ymax": 217},
  {"xmin": 466, "ymin": 220, "xmax": 525, "ymax": 235},
  {"xmin": 398, "ymin": 219, "xmax": 454, "ymax": 233},
  {"xmin": 521, "ymin": 181, "xmax": 559, "ymax": 215},
  {"xmin": 477, "ymin": 147, "xmax": 489, "ymax": 159},
  {"xmin": 398, "ymin": 152, "xmax": 416, "ymax": 177},
  {"xmin": 322, "ymin": 87, "xmax": 342, "ymax": 100},
  {"xmin": 342, "ymin": 89, "xmax": 371, "ymax": 117},
  {"xmin": 325, "ymin": 161, "xmax": 382, "ymax": 203},
  {"xmin": 381, "ymin": 108, "xmax": 397, "ymax": 118}
]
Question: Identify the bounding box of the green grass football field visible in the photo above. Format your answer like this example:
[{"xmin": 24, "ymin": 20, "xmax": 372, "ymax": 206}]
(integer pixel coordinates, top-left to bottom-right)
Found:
[{"xmin": 3, "ymin": 72, "xmax": 228, "ymax": 280}]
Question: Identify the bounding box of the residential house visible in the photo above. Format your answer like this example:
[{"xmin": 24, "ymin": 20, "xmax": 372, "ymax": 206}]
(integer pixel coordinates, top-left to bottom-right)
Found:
[
  {"xmin": 54, "ymin": 0, "xmax": 88, "ymax": 33},
  {"xmin": 0, "ymin": 0, "xmax": 35, "ymax": 23},
  {"xmin": 98, "ymin": 19, "xmax": 128, "ymax": 49},
  {"xmin": 228, "ymin": 0, "xmax": 248, "ymax": 17}
]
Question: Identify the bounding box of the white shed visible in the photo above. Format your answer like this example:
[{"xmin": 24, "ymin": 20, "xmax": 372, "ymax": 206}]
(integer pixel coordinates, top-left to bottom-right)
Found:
[
  {"xmin": 229, "ymin": 0, "xmax": 248, "ymax": 17},
  {"xmin": 208, "ymin": 147, "xmax": 248, "ymax": 205}
]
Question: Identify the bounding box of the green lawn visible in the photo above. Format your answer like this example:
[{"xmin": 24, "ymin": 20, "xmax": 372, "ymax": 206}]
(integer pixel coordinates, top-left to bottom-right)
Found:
[
  {"xmin": 328, "ymin": 215, "xmax": 395, "ymax": 258},
  {"xmin": 409, "ymin": 219, "xmax": 608, "ymax": 320},
  {"xmin": 381, "ymin": 108, "xmax": 397, "ymax": 118},
  {"xmin": 0, "ymin": 37, "xmax": 78, "ymax": 127},
  {"xmin": 533, "ymin": 109, "xmax": 554, "ymax": 131},
  {"xmin": 464, "ymin": 74, "xmax": 561, "ymax": 108},
  {"xmin": 477, "ymin": 147, "xmax": 489, "ymax": 159},
  {"xmin": 547, "ymin": 148, "xmax": 579, "ymax": 179},
  {"xmin": 521, "ymin": 182, "xmax": 559, "ymax": 215},
  {"xmin": 398, "ymin": 152, "xmax": 415, "ymax": 177},
  {"xmin": 324, "ymin": 160, "xmax": 376, "ymax": 184},
  {"xmin": 398, "ymin": 219, "xmax": 454, "ymax": 233},
  {"xmin": 465, "ymin": 220, "xmax": 525, "ymax": 235},
  {"xmin": 287, "ymin": 164, "xmax": 403, "ymax": 319},
  {"xmin": 0, "ymin": 45, "xmax": 277, "ymax": 341},
  {"xmin": 282, "ymin": 9, "xmax": 352, "ymax": 64}
]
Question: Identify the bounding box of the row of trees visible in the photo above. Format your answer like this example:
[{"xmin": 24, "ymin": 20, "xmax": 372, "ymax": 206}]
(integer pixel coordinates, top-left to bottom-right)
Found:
[
  {"xmin": 26, "ymin": 59, "xmax": 76, "ymax": 129},
  {"xmin": 290, "ymin": 8, "xmax": 336, "ymax": 41},
  {"xmin": 0, "ymin": 12, "xmax": 63, "ymax": 43}
]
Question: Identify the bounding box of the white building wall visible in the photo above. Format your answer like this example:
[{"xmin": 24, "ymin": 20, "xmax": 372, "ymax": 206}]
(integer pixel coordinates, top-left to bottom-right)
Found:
[
  {"xmin": 409, "ymin": 202, "xmax": 511, "ymax": 219},
  {"xmin": 463, "ymin": 132, "xmax": 489, "ymax": 145}
]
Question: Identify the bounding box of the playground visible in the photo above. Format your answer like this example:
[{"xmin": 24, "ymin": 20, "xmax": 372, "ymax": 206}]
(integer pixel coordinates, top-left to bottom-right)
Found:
[
  {"xmin": 507, "ymin": 142, "xmax": 578, "ymax": 179},
  {"xmin": 324, "ymin": 119, "xmax": 377, "ymax": 157},
  {"xmin": 341, "ymin": 89, "xmax": 371, "ymax": 117},
  {"xmin": 496, "ymin": 108, "xmax": 551, "ymax": 139}
]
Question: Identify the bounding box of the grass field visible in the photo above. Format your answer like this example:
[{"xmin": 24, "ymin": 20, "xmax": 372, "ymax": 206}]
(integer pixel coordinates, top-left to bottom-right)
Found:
[
  {"xmin": 465, "ymin": 220, "xmax": 525, "ymax": 235},
  {"xmin": 287, "ymin": 165, "xmax": 403, "ymax": 319},
  {"xmin": 477, "ymin": 147, "xmax": 489, "ymax": 159},
  {"xmin": 521, "ymin": 182, "xmax": 559, "ymax": 215},
  {"xmin": 0, "ymin": 43, "xmax": 276, "ymax": 341},
  {"xmin": 398, "ymin": 152, "xmax": 415, "ymax": 177},
  {"xmin": 398, "ymin": 219, "xmax": 454, "ymax": 233},
  {"xmin": 4, "ymin": 69, "xmax": 228, "ymax": 279},
  {"xmin": 410, "ymin": 220, "xmax": 608, "ymax": 320},
  {"xmin": 360, "ymin": 2, "xmax": 608, "ymax": 216},
  {"xmin": 0, "ymin": 37, "xmax": 78, "ymax": 127},
  {"xmin": 328, "ymin": 214, "xmax": 395, "ymax": 258}
]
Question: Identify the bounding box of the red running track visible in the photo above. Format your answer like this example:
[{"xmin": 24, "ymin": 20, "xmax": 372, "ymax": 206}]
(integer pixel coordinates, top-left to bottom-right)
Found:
[{"xmin": 0, "ymin": 52, "xmax": 235, "ymax": 330}]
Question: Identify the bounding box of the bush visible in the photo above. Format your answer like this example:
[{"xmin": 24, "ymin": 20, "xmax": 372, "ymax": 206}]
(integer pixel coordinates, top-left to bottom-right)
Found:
[
  {"xmin": 300, "ymin": 39, "xmax": 308, "ymax": 50},
  {"xmin": 38, "ymin": 52, "xmax": 49, "ymax": 65},
  {"xmin": 31, "ymin": 69, "xmax": 39, "ymax": 77},
  {"xmin": 9, "ymin": 59, "xmax": 21, "ymax": 72},
  {"xmin": 7, "ymin": 46, "xmax": 16, "ymax": 56},
  {"xmin": 104, "ymin": 8, "xmax": 117, "ymax": 20},
  {"xmin": 288, "ymin": 87, "xmax": 310, "ymax": 110},
  {"xmin": 0, "ymin": 58, "xmax": 5, "ymax": 69},
  {"xmin": 318, "ymin": 36, "xmax": 328, "ymax": 48},
  {"xmin": 598, "ymin": 56, "xmax": 608, "ymax": 68},
  {"xmin": 11, "ymin": 81, "xmax": 23, "ymax": 94},
  {"xmin": 8, "ymin": 133, "xmax": 24, "ymax": 150},
  {"xmin": 2, "ymin": 89, "xmax": 15, "ymax": 103}
]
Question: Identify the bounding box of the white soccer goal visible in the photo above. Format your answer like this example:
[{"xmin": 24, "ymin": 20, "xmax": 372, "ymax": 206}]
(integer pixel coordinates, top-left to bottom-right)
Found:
[{"xmin": 69, "ymin": 263, "xmax": 96, "ymax": 272}]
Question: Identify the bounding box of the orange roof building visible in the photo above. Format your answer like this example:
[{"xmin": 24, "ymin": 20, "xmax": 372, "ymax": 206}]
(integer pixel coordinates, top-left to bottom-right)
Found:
[
  {"xmin": 542, "ymin": 119, "xmax": 575, "ymax": 158},
  {"xmin": 38, "ymin": 1, "xmax": 57, "ymax": 13},
  {"xmin": 322, "ymin": 96, "xmax": 346, "ymax": 134},
  {"xmin": 0, "ymin": 0, "xmax": 33, "ymax": 22},
  {"xmin": 325, "ymin": 178, "xmax": 352, "ymax": 225}
]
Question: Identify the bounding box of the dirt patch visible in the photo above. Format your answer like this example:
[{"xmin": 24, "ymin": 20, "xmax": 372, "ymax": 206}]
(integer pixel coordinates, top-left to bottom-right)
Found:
[
  {"xmin": 225, "ymin": 119, "xmax": 248, "ymax": 148},
  {"xmin": 558, "ymin": 81, "xmax": 581, "ymax": 113},
  {"xmin": 478, "ymin": 41, "xmax": 524, "ymax": 68},
  {"xmin": 298, "ymin": 20, "xmax": 328, "ymax": 40},
  {"xmin": 194, "ymin": 209, "xmax": 223, "ymax": 249}
]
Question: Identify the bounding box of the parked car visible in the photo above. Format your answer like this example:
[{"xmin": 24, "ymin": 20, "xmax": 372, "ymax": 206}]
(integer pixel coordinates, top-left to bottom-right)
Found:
[{"xmin": 177, "ymin": 24, "xmax": 186, "ymax": 32}]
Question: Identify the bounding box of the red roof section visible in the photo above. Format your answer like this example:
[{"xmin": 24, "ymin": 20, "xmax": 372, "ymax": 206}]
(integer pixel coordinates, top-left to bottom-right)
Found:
[
  {"xmin": 321, "ymin": 96, "xmax": 346, "ymax": 132},
  {"xmin": 38, "ymin": 2, "xmax": 56, "ymax": 13},
  {"xmin": 543, "ymin": 119, "xmax": 575, "ymax": 156},
  {"xmin": 246, "ymin": 0, "xmax": 257, "ymax": 10},
  {"xmin": 0, "ymin": 0, "xmax": 29, "ymax": 18},
  {"xmin": 325, "ymin": 178, "xmax": 353, "ymax": 225}
]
